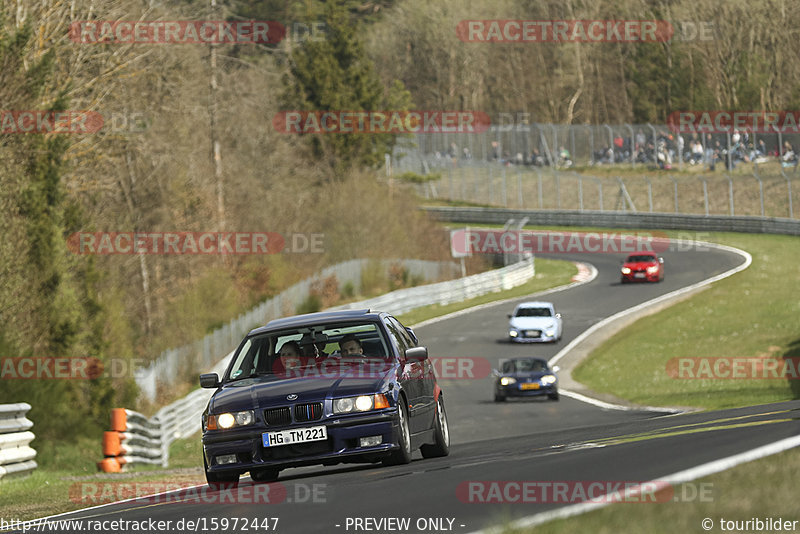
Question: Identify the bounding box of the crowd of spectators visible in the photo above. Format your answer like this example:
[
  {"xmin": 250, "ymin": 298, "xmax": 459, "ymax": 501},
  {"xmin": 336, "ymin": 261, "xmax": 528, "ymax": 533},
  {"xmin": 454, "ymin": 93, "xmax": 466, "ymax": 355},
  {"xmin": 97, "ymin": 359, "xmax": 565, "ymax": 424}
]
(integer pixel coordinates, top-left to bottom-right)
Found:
[{"xmin": 428, "ymin": 129, "xmax": 799, "ymax": 171}]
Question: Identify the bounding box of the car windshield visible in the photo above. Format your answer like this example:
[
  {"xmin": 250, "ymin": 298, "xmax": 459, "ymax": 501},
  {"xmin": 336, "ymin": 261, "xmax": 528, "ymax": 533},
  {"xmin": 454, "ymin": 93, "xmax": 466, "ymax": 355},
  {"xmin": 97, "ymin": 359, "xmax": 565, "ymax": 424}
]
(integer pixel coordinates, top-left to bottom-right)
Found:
[
  {"xmin": 626, "ymin": 255, "xmax": 656, "ymax": 262},
  {"xmin": 504, "ymin": 359, "xmax": 548, "ymax": 373},
  {"xmin": 515, "ymin": 307, "xmax": 551, "ymax": 317},
  {"xmin": 225, "ymin": 321, "xmax": 390, "ymax": 381}
]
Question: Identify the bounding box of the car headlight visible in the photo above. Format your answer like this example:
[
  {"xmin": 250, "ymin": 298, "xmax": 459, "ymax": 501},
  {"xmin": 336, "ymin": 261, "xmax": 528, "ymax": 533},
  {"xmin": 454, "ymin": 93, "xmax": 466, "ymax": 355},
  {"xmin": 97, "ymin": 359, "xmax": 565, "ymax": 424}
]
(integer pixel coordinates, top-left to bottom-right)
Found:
[
  {"xmin": 509, "ymin": 330, "xmax": 518, "ymax": 337},
  {"xmin": 333, "ymin": 394, "xmax": 390, "ymax": 414},
  {"xmin": 500, "ymin": 377, "xmax": 517, "ymax": 386},
  {"xmin": 541, "ymin": 375, "xmax": 557, "ymax": 385},
  {"xmin": 646, "ymin": 266, "xmax": 659, "ymax": 273},
  {"xmin": 206, "ymin": 410, "xmax": 254, "ymax": 430},
  {"xmin": 545, "ymin": 329, "xmax": 556, "ymax": 337},
  {"xmin": 621, "ymin": 267, "xmax": 631, "ymax": 274}
]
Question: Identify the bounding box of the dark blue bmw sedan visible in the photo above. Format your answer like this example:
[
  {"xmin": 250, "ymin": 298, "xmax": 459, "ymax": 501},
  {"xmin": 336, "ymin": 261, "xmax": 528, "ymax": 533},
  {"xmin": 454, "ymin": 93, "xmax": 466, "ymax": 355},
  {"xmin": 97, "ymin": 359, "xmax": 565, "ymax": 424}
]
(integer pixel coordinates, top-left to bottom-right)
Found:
[{"xmin": 199, "ymin": 309, "xmax": 449, "ymax": 486}]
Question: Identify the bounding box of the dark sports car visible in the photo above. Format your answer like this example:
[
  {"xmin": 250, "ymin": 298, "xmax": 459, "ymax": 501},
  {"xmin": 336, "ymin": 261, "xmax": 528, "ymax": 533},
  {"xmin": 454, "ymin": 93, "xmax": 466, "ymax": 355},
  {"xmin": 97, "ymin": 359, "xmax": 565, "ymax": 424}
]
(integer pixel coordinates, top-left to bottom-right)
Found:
[
  {"xmin": 199, "ymin": 309, "xmax": 449, "ymax": 486},
  {"xmin": 493, "ymin": 357, "xmax": 560, "ymax": 402}
]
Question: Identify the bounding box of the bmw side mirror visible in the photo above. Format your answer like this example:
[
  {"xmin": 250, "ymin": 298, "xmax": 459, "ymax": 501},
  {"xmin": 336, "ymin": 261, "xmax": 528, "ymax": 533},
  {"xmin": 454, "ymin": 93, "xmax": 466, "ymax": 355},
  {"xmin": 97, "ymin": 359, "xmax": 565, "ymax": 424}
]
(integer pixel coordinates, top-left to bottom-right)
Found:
[
  {"xmin": 405, "ymin": 346, "xmax": 428, "ymax": 362},
  {"xmin": 200, "ymin": 373, "xmax": 220, "ymax": 388},
  {"xmin": 552, "ymin": 365, "xmax": 561, "ymax": 373}
]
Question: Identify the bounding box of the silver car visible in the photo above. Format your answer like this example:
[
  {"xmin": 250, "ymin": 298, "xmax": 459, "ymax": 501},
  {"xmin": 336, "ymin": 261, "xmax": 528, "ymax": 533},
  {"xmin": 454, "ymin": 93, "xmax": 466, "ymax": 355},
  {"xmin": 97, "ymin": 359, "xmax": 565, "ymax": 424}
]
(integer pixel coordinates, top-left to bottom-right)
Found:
[{"xmin": 507, "ymin": 302, "xmax": 563, "ymax": 343}]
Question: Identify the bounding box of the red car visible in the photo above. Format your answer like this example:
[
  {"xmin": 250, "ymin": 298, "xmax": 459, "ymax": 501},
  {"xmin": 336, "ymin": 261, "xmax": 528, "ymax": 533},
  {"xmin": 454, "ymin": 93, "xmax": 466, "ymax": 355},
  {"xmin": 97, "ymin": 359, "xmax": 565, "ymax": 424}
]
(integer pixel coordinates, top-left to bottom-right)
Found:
[{"xmin": 620, "ymin": 253, "xmax": 664, "ymax": 283}]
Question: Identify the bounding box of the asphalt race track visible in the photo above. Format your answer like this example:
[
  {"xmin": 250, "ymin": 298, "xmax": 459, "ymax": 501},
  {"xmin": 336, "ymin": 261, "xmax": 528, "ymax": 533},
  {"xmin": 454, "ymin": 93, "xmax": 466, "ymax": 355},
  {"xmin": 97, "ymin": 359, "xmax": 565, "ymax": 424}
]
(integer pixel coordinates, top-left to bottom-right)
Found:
[{"xmin": 21, "ymin": 241, "xmax": 800, "ymax": 534}]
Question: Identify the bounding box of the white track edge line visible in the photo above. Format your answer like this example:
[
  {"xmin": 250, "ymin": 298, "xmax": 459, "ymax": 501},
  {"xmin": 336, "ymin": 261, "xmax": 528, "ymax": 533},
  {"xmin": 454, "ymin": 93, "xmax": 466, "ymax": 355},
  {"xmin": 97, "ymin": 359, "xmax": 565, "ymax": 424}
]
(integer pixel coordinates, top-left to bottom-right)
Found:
[{"xmin": 465, "ymin": 433, "xmax": 800, "ymax": 534}]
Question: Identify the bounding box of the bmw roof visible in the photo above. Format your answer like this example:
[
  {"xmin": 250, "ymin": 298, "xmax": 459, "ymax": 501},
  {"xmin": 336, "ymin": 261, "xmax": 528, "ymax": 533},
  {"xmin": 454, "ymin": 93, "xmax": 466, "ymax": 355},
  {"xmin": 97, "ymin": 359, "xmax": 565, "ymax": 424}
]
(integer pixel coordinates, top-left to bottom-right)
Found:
[{"xmin": 248, "ymin": 309, "xmax": 380, "ymax": 335}]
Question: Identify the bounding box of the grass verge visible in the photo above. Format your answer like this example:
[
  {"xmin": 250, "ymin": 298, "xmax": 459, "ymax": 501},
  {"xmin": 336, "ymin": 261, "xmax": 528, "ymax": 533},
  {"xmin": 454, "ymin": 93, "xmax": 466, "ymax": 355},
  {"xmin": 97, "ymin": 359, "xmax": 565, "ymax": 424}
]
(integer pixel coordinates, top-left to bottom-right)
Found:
[
  {"xmin": 573, "ymin": 232, "xmax": 800, "ymax": 411},
  {"xmin": 510, "ymin": 447, "xmax": 800, "ymax": 534}
]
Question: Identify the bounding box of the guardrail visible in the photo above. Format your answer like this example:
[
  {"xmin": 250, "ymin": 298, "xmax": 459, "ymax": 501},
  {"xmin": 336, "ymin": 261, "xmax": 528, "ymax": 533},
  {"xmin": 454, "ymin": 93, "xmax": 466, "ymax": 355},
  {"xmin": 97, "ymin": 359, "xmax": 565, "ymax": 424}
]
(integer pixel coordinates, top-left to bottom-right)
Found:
[
  {"xmin": 328, "ymin": 257, "xmax": 535, "ymax": 315},
  {"xmin": 423, "ymin": 206, "xmax": 800, "ymax": 236},
  {"xmin": 98, "ymin": 386, "xmax": 217, "ymax": 472},
  {"xmin": 0, "ymin": 403, "xmax": 37, "ymax": 480},
  {"xmin": 136, "ymin": 258, "xmax": 460, "ymax": 402}
]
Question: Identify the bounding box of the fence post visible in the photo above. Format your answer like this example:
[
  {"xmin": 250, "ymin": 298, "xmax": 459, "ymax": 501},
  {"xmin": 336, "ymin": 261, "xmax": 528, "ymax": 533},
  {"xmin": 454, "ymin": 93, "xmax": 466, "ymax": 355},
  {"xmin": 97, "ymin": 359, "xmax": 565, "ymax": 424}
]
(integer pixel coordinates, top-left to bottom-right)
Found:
[
  {"xmin": 536, "ymin": 168, "xmax": 543, "ymax": 209},
  {"xmin": 752, "ymin": 172, "xmax": 765, "ymax": 217},
  {"xmin": 647, "ymin": 123, "xmax": 657, "ymax": 164},
  {"xmin": 489, "ymin": 165, "xmax": 494, "ymax": 205},
  {"xmin": 728, "ymin": 174, "xmax": 735, "ymax": 216},
  {"xmin": 644, "ymin": 176, "xmax": 653, "ymax": 212},
  {"xmin": 624, "ymin": 123, "xmax": 635, "ymax": 167},
  {"xmin": 502, "ymin": 167, "xmax": 508, "ymax": 207},
  {"xmin": 669, "ymin": 175, "xmax": 679, "ymax": 213},
  {"xmin": 780, "ymin": 166, "xmax": 793, "ymax": 218},
  {"xmin": 702, "ymin": 178, "xmax": 709, "ymax": 216}
]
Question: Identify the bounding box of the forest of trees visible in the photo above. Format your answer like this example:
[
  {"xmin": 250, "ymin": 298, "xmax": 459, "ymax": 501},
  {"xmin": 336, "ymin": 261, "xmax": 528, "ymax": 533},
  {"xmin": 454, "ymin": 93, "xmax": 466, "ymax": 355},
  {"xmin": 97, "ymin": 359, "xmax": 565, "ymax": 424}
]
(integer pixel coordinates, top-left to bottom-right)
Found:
[{"xmin": 1, "ymin": 0, "xmax": 797, "ymax": 449}]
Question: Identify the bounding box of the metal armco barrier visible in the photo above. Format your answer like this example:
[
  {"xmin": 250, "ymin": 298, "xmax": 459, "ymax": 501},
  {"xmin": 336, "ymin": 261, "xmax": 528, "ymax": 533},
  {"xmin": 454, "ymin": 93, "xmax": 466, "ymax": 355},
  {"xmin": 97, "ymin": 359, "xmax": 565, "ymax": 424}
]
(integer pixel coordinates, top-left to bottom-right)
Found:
[
  {"xmin": 328, "ymin": 257, "xmax": 535, "ymax": 315},
  {"xmin": 98, "ymin": 388, "xmax": 216, "ymax": 472},
  {"xmin": 423, "ymin": 206, "xmax": 800, "ymax": 236},
  {"xmin": 98, "ymin": 408, "xmax": 165, "ymax": 472},
  {"xmin": 0, "ymin": 403, "xmax": 37, "ymax": 480}
]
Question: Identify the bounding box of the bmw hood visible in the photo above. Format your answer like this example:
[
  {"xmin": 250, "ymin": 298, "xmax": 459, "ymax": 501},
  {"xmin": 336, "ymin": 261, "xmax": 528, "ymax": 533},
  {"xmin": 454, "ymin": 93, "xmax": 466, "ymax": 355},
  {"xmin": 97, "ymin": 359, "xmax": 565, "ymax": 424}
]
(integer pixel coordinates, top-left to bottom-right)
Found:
[{"xmin": 209, "ymin": 363, "xmax": 395, "ymax": 413}]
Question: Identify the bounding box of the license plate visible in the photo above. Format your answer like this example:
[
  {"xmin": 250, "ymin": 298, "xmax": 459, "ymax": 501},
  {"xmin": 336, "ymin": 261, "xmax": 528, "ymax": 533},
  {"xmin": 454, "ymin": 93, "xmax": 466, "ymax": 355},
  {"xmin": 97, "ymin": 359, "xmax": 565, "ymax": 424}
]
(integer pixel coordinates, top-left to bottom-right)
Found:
[
  {"xmin": 525, "ymin": 330, "xmax": 541, "ymax": 337},
  {"xmin": 520, "ymin": 382, "xmax": 540, "ymax": 390},
  {"xmin": 263, "ymin": 426, "xmax": 327, "ymax": 447},
  {"xmin": 634, "ymin": 273, "xmax": 646, "ymax": 278}
]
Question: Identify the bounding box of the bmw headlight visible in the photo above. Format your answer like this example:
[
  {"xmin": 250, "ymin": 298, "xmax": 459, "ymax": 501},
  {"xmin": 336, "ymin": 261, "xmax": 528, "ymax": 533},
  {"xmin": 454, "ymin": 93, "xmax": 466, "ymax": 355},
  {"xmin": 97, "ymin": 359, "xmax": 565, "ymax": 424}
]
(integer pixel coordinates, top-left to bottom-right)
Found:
[
  {"xmin": 541, "ymin": 375, "xmax": 557, "ymax": 385},
  {"xmin": 206, "ymin": 410, "xmax": 254, "ymax": 430},
  {"xmin": 333, "ymin": 394, "xmax": 389, "ymax": 414},
  {"xmin": 621, "ymin": 267, "xmax": 631, "ymax": 274},
  {"xmin": 500, "ymin": 377, "xmax": 517, "ymax": 386}
]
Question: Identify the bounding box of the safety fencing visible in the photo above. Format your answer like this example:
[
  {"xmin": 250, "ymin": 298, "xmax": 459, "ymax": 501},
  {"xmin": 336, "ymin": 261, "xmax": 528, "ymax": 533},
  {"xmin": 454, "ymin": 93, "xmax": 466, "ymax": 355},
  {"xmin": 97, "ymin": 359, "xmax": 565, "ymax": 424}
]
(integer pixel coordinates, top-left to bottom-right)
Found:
[
  {"xmin": 399, "ymin": 164, "xmax": 797, "ymax": 220},
  {"xmin": 391, "ymin": 122, "xmax": 800, "ymax": 220},
  {"xmin": 0, "ymin": 403, "xmax": 37, "ymax": 480},
  {"xmin": 393, "ymin": 122, "xmax": 800, "ymax": 170},
  {"xmin": 136, "ymin": 258, "xmax": 460, "ymax": 402}
]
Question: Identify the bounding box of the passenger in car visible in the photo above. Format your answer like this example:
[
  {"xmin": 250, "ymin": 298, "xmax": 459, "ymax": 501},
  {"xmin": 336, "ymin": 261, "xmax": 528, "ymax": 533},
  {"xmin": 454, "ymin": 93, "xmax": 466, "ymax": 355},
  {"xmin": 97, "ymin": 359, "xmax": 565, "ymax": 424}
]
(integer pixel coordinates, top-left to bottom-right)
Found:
[
  {"xmin": 277, "ymin": 340, "xmax": 303, "ymax": 372},
  {"xmin": 339, "ymin": 334, "xmax": 364, "ymax": 357}
]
